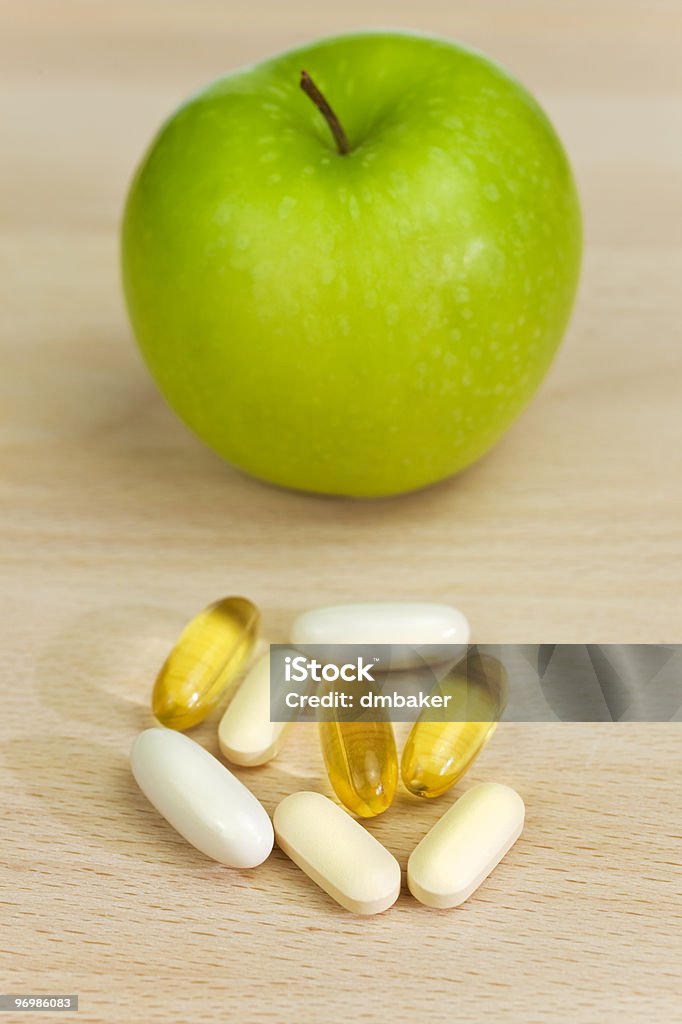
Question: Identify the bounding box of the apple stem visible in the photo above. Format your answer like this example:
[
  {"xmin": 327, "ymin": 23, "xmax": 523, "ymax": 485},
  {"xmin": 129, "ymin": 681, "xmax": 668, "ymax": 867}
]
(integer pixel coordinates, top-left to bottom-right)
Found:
[{"xmin": 300, "ymin": 69, "xmax": 350, "ymax": 156}]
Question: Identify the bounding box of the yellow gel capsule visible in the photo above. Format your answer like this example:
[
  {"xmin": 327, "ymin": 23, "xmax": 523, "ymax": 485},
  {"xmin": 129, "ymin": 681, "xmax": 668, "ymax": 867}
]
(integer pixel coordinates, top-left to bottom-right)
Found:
[
  {"xmin": 401, "ymin": 651, "xmax": 507, "ymax": 799},
  {"xmin": 152, "ymin": 596, "xmax": 259, "ymax": 730},
  {"xmin": 319, "ymin": 721, "xmax": 398, "ymax": 818}
]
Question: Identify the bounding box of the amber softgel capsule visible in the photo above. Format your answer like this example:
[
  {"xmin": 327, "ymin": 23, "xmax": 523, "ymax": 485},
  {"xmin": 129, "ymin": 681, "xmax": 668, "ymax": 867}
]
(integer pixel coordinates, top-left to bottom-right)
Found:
[
  {"xmin": 152, "ymin": 596, "xmax": 259, "ymax": 730},
  {"xmin": 319, "ymin": 719, "xmax": 398, "ymax": 818},
  {"xmin": 401, "ymin": 650, "xmax": 507, "ymax": 799}
]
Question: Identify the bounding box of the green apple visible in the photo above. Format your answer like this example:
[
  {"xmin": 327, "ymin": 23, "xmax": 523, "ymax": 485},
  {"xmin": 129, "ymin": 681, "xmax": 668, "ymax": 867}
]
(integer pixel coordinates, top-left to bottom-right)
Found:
[{"xmin": 122, "ymin": 31, "xmax": 581, "ymax": 497}]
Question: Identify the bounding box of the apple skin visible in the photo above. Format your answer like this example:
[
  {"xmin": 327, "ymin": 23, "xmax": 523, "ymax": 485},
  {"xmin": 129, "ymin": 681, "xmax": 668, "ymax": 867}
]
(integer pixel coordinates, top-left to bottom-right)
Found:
[{"xmin": 121, "ymin": 31, "xmax": 581, "ymax": 497}]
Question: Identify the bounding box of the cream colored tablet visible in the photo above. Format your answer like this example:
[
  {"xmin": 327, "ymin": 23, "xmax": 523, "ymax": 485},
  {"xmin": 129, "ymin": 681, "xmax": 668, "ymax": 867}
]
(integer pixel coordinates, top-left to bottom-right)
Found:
[
  {"xmin": 408, "ymin": 782, "xmax": 525, "ymax": 908},
  {"xmin": 218, "ymin": 651, "xmax": 290, "ymax": 766},
  {"xmin": 274, "ymin": 791, "xmax": 401, "ymax": 914},
  {"xmin": 131, "ymin": 728, "xmax": 273, "ymax": 868},
  {"xmin": 290, "ymin": 602, "xmax": 470, "ymax": 667}
]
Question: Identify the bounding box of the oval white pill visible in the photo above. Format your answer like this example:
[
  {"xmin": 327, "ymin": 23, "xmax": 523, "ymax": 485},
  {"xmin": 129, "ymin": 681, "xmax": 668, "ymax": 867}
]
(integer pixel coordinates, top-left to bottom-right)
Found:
[
  {"xmin": 131, "ymin": 728, "xmax": 274, "ymax": 868},
  {"xmin": 274, "ymin": 791, "xmax": 401, "ymax": 915},
  {"xmin": 408, "ymin": 782, "xmax": 525, "ymax": 909},
  {"xmin": 218, "ymin": 651, "xmax": 290, "ymax": 766},
  {"xmin": 290, "ymin": 602, "xmax": 470, "ymax": 667}
]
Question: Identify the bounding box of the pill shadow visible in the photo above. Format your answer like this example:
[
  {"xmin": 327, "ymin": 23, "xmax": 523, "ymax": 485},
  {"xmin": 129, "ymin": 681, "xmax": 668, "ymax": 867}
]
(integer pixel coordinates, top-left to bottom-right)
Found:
[{"xmin": 34, "ymin": 604, "xmax": 191, "ymax": 731}]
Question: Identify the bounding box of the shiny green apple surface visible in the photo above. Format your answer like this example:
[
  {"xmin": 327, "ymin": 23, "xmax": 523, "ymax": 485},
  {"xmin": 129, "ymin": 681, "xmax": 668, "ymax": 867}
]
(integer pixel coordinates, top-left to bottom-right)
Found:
[{"xmin": 121, "ymin": 31, "xmax": 581, "ymax": 497}]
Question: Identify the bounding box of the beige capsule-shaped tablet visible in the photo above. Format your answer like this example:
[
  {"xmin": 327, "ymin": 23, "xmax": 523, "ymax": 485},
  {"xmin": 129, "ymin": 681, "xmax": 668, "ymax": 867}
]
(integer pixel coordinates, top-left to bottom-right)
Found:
[
  {"xmin": 218, "ymin": 651, "xmax": 290, "ymax": 766},
  {"xmin": 408, "ymin": 782, "xmax": 525, "ymax": 909},
  {"xmin": 290, "ymin": 601, "xmax": 470, "ymax": 668},
  {"xmin": 274, "ymin": 791, "xmax": 401, "ymax": 914}
]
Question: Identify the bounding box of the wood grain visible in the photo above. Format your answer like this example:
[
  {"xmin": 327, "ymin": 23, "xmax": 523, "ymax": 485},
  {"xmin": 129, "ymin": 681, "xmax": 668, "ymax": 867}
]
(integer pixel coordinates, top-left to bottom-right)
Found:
[{"xmin": 1, "ymin": 2, "xmax": 680, "ymax": 1022}]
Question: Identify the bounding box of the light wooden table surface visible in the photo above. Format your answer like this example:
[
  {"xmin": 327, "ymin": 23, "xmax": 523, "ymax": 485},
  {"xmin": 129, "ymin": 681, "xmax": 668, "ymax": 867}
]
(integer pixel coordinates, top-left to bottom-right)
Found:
[{"xmin": 2, "ymin": 2, "xmax": 681, "ymax": 1022}]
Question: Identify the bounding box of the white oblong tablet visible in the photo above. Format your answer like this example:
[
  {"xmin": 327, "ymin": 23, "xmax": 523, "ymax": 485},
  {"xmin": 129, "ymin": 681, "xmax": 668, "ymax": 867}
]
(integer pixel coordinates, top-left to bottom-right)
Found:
[
  {"xmin": 408, "ymin": 782, "xmax": 525, "ymax": 909},
  {"xmin": 131, "ymin": 728, "xmax": 274, "ymax": 868},
  {"xmin": 274, "ymin": 791, "xmax": 401, "ymax": 915},
  {"xmin": 290, "ymin": 602, "xmax": 470, "ymax": 667},
  {"xmin": 218, "ymin": 651, "xmax": 290, "ymax": 766}
]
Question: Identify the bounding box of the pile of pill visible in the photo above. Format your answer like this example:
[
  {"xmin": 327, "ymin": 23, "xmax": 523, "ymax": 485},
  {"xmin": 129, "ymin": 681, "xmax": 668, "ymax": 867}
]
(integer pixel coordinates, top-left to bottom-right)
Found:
[{"xmin": 131, "ymin": 597, "xmax": 525, "ymax": 915}]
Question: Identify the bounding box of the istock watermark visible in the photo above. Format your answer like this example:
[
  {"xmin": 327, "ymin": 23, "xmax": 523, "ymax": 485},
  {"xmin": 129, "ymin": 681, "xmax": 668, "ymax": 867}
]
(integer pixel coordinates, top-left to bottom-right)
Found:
[
  {"xmin": 270, "ymin": 644, "xmax": 682, "ymax": 723},
  {"xmin": 284, "ymin": 654, "xmax": 378, "ymax": 683}
]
